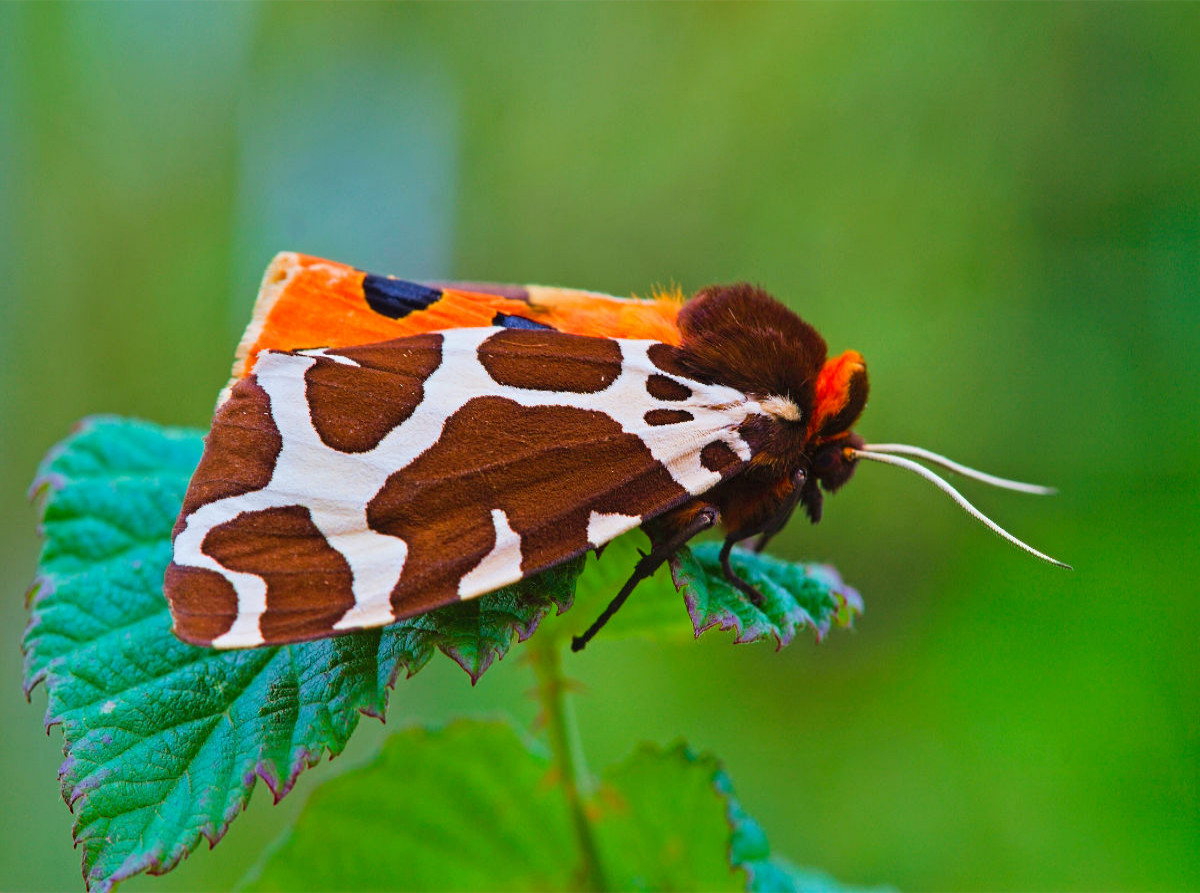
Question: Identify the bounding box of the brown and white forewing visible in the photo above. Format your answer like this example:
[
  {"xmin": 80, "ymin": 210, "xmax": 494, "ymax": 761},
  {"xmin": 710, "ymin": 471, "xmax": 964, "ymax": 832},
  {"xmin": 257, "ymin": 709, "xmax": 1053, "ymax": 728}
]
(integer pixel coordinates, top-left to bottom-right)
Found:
[{"xmin": 167, "ymin": 328, "xmax": 764, "ymax": 648}]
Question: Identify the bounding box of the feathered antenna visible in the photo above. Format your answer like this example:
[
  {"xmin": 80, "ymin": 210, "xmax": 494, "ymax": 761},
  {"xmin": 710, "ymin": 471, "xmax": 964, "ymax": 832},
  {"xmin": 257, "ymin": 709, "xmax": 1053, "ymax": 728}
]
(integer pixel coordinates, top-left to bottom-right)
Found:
[{"xmin": 849, "ymin": 446, "xmax": 1071, "ymax": 569}]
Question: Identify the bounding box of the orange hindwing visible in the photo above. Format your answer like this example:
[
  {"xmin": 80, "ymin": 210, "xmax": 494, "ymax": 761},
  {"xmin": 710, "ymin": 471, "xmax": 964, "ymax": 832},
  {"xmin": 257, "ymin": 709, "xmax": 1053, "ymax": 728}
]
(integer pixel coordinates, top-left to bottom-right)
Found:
[{"xmin": 226, "ymin": 252, "xmax": 683, "ymax": 399}]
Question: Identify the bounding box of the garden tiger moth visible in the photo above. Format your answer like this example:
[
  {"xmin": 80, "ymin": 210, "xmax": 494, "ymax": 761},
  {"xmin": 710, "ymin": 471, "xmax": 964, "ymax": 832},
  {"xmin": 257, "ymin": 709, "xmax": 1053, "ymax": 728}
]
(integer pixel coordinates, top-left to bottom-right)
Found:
[{"xmin": 165, "ymin": 253, "xmax": 1068, "ymax": 652}]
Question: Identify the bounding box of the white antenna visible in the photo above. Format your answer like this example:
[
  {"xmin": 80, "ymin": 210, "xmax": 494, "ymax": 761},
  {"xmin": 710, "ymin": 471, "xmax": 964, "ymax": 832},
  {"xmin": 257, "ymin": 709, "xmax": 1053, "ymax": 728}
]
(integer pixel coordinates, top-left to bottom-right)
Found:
[
  {"xmin": 862, "ymin": 443, "xmax": 1056, "ymax": 495},
  {"xmin": 849, "ymin": 448, "xmax": 1072, "ymax": 569}
]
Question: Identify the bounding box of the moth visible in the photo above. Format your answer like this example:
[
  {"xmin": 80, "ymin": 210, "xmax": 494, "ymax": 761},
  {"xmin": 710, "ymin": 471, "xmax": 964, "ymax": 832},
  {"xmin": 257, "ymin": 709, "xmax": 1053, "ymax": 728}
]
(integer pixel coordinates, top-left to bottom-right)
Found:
[{"xmin": 166, "ymin": 253, "xmax": 1068, "ymax": 652}]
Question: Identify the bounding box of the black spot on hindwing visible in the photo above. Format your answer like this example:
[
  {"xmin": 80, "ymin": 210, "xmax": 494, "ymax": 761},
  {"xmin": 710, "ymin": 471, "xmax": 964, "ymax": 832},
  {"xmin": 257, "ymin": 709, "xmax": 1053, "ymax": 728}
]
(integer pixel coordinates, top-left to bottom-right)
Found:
[
  {"xmin": 362, "ymin": 274, "xmax": 443, "ymax": 319},
  {"xmin": 492, "ymin": 312, "xmax": 554, "ymax": 331}
]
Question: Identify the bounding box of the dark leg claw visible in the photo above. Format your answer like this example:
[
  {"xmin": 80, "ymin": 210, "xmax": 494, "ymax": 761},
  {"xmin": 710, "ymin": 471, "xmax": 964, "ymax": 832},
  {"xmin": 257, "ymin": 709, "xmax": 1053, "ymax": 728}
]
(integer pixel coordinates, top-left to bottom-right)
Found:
[{"xmin": 571, "ymin": 507, "xmax": 719, "ymax": 652}]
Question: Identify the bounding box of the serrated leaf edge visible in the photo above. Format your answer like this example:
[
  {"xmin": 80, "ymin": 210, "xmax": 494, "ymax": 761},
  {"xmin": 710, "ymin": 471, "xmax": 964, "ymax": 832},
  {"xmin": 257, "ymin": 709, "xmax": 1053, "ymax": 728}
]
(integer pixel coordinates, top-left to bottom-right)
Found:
[
  {"xmin": 672, "ymin": 547, "xmax": 863, "ymax": 650},
  {"xmin": 23, "ymin": 418, "xmax": 584, "ymax": 891}
]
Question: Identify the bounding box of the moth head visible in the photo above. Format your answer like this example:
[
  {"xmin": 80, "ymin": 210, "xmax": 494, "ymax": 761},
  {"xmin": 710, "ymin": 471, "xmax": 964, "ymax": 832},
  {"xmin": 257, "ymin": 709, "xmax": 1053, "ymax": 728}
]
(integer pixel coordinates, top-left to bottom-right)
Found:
[
  {"xmin": 794, "ymin": 350, "xmax": 869, "ymax": 522},
  {"xmin": 809, "ymin": 432, "xmax": 864, "ymax": 493}
]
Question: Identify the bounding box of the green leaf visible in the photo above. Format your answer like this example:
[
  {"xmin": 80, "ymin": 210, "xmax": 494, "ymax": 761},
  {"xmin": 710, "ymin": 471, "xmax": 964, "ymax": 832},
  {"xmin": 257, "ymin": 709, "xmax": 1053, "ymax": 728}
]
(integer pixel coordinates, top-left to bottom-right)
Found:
[
  {"xmin": 247, "ymin": 721, "xmax": 867, "ymax": 892},
  {"xmin": 721, "ymin": 770, "xmax": 876, "ymax": 893},
  {"xmin": 242, "ymin": 720, "xmax": 577, "ymax": 892},
  {"xmin": 23, "ymin": 417, "xmax": 580, "ymax": 891},
  {"xmin": 742, "ymin": 861, "xmax": 879, "ymax": 893},
  {"xmin": 598, "ymin": 743, "xmax": 876, "ymax": 893},
  {"xmin": 670, "ymin": 544, "xmax": 862, "ymax": 648},
  {"xmin": 591, "ymin": 742, "xmax": 743, "ymax": 891}
]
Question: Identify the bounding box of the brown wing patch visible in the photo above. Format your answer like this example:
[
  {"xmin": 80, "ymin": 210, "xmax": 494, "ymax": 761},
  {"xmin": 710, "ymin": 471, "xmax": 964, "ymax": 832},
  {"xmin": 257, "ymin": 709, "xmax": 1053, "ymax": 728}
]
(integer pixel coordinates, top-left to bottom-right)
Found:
[
  {"xmin": 305, "ymin": 334, "xmax": 444, "ymax": 453},
  {"xmin": 478, "ymin": 329, "xmax": 622, "ymax": 394},
  {"xmin": 164, "ymin": 564, "xmax": 239, "ymax": 644},
  {"xmin": 646, "ymin": 342, "xmax": 694, "ymax": 379},
  {"xmin": 177, "ymin": 375, "xmax": 281, "ymax": 530},
  {"xmin": 646, "ymin": 373, "xmax": 692, "ymax": 401},
  {"xmin": 644, "ymin": 409, "xmax": 695, "ymax": 426},
  {"xmin": 202, "ymin": 505, "xmax": 357, "ymax": 644},
  {"xmin": 367, "ymin": 397, "xmax": 690, "ymax": 618},
  {"xmin": 700, "ymin": 440, "xmax": 742, "ymax": 475}
]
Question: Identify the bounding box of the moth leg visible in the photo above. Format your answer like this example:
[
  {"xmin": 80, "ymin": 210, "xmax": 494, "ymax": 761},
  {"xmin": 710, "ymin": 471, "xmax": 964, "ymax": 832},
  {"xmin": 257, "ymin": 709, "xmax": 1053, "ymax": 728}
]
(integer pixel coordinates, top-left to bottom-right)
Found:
[
  {"xmin": 719, "ymin": 536, "xmax": 768, "ymax": 608},
  {"xmin": 752, "ymin": 468, "xmax": 808, "ymax": 553},
  {"xmin": 570, "ymin": 506, "xmax": 719, "ymax": 652}
]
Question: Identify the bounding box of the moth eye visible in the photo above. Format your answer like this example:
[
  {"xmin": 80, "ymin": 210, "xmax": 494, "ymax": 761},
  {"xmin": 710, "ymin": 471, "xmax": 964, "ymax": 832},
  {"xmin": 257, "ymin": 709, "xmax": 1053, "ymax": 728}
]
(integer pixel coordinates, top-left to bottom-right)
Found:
[{"xmin": 812, "ymin": 447, "xmax": 839, "ymax": 476}]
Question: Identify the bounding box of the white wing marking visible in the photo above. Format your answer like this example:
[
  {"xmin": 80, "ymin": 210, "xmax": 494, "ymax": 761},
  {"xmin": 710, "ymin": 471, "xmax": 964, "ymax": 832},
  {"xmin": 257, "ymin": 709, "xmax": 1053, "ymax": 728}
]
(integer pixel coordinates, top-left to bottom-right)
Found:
[
  {"xmin": 297, "ymin": 348, "xmax": 360, "ymax": 366},
  {"xmin": 457, "ymin": 509, "xmax": 524, "ymax": 597},
  {"xmin": 586, "ymin": 511, "xmax": 643, "ymax": 547}
]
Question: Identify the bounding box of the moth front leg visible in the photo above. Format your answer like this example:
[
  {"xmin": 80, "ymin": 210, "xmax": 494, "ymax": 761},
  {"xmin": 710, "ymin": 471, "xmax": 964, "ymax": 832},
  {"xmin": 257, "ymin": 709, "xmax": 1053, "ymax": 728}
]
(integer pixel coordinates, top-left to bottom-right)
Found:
[
  {"xmin": 717, "ymin": 537, "xmax": 767, "ymax": 608},
  {"xmin": 719, "ymin": 468, "xmax": 810, "ymax": 605},
  {"xmin": 570, "ymin": 504, "xmax": 719, "ymax": 652},
  {"xmin": 751, "ymin": 467, "xmax": 808, "ymax": 553}
]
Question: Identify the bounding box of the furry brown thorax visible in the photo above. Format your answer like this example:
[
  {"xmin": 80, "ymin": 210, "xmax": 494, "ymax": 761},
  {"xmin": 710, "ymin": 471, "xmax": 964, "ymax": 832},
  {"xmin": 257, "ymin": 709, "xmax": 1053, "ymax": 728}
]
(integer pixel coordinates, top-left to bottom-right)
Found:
[{"xmin": 671, "ymin": 283, "xmax": 868, "ymax": 528}]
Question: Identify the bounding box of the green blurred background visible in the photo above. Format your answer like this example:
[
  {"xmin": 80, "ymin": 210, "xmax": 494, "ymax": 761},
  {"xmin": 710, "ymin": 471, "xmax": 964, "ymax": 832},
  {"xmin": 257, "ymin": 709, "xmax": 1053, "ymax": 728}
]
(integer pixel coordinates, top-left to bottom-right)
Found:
[{"xmin": 2, "ymin": 4, "xmax": 1197, "ymax": 891}]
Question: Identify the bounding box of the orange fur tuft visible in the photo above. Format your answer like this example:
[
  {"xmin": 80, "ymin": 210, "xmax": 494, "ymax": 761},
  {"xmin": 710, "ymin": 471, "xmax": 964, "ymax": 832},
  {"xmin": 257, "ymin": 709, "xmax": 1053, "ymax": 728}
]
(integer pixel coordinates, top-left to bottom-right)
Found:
[
  {"xmin": 808, "ymin": 350, "xmax": 868, "ymax": 440},
  {"xmin": 525, "ymin": 287, "xmax": 682, "ymax": 344}
]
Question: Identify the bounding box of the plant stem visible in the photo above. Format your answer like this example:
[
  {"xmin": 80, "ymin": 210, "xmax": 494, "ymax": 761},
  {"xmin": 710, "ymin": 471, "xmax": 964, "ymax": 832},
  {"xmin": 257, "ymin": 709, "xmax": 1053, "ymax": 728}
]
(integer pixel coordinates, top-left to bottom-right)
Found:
[{"xmin": 528, "ymin": 641, "xmax": 606, "ymax": 891}]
